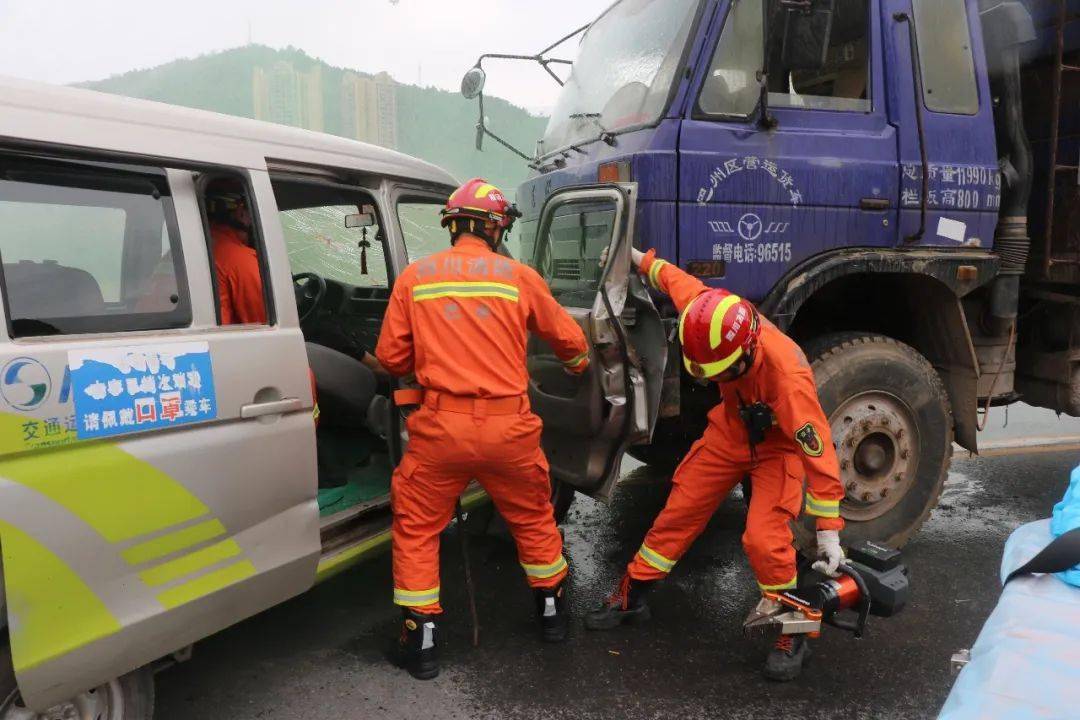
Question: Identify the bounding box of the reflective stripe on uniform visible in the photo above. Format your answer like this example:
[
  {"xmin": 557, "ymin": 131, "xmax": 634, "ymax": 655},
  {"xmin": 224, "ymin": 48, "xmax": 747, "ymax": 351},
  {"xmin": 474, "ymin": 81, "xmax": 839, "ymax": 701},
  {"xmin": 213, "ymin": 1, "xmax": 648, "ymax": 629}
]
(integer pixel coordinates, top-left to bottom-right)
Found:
[
  {"xmin": 647, "ymin": 259, "xmax": 668, "ymax": 290},
  {"xmin": 636, "ymin": 543, "xmax": 675, "ymax": 573},
  {"xmin": 394, "ymin": 586, "xmax": 441, "ymax": 607},
  {"xmin": 758, "ymin": 573, "xmax": 798, "ymax": 592},
  {"xmin": 562, "ymin": 351, "xmax": 589, "ymax": 369},
  {"xmin": 412, "ymin": 281, "xmax": 519, "ymax": 303},
  {"xmin": 805, "ymin": 493, "xmax": 841, "ymax": 518},
  {"xmin": 521, "ymin": 555, "xmax": 568, "ymax": 579}
]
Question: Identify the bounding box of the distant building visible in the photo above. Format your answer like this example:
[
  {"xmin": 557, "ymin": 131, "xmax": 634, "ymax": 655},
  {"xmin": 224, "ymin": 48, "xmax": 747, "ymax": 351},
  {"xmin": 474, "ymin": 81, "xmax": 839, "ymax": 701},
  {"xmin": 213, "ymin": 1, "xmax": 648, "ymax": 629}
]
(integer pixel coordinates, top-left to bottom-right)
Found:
[
  {"xmin": 341, "ymin": 71, "xmax": 398, "ymax": 149},
  {"xmin": 253, "ymin": 61, "xmax": 323, "ymax": 132}
]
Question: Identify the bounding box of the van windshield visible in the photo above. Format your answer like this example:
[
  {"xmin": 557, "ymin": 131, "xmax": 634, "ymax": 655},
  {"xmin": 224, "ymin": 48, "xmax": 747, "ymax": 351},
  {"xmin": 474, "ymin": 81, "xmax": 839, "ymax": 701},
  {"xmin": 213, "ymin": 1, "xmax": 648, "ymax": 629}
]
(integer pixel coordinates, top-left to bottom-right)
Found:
[{"xmin": 541, "ymin": 0, "xmax": 701, "ymax": 153}]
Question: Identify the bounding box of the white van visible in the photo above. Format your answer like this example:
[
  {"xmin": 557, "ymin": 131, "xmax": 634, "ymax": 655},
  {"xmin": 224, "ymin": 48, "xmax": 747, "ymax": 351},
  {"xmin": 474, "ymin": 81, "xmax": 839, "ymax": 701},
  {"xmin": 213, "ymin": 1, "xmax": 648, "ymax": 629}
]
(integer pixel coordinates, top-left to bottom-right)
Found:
[{"xmin": 0, "ymin": 77, "xmax": 665, "ymax": 718}]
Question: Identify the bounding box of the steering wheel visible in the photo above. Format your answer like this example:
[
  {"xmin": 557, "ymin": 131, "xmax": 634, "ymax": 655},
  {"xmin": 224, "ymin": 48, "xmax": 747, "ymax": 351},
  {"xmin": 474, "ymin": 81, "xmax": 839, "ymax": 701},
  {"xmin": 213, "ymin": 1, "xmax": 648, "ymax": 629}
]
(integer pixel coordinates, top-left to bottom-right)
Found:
[{"xmin": 293, "ymin": 272, "xmax": 327, "ymax": 325}]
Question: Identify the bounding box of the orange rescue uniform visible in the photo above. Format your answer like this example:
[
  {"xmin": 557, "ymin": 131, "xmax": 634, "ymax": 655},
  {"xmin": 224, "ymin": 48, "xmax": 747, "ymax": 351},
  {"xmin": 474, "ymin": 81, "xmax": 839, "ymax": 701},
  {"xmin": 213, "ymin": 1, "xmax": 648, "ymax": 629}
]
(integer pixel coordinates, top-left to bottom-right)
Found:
[
  {"xmin": 212, "ymin": 223, "xmax": 267, "ymax": 325},
  {"xmin": 628, "ymin": 251, "xmax": 845, "ymax": 592},
  {"xmin": 376, "ymin": 236, "xmax": 590, "ymax": 614}
]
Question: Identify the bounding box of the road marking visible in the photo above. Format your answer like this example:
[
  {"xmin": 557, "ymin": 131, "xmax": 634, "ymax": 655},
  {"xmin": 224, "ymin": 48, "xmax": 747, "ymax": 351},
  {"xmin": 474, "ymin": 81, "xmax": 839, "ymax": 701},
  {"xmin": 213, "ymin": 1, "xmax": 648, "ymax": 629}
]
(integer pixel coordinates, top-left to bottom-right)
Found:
[{"xmin": 956, "ymin": 436, "xmax": 1080, "ymax": 458}]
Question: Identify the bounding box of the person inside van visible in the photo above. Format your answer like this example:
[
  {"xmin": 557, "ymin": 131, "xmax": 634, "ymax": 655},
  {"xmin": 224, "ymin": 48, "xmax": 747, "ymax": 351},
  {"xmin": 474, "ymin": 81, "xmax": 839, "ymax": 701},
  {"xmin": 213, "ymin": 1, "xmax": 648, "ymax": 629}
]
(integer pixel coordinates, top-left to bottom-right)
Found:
[{"xmin": 206, "ymin": 180, "xmax": 267, "ymax": 325}]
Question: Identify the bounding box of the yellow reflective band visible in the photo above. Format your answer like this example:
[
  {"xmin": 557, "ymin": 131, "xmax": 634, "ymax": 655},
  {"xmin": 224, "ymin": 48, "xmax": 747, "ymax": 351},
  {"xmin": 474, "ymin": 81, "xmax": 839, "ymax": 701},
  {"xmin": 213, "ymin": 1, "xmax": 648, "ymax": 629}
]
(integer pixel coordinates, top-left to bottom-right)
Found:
[
  {"xmin": 563, "ymin": 351, "xmax": 589, "ymax": 369},
  {"xmin": 412, "ymin": 281, "xmax": 519, "ymax": 303},
  {"xmin": 0, "ymin": 520, "xmax": 122, "ymax": 672},
  {"xmin": 473, "ymin": 183, "xmax": 497, "ymax": 199},
  {"xmin": 521, "ymin": 556, "xmax": 568, "ymax": 579},
  {"xmin": 708, "ymin": 294, "xmax": 743, "ymax": 351},
  {"xmin": 678, "ymin": 295, "xmax": 702, "ymax": 345},
  {"xmin": 138, "ymin": 539, "xmax": 243, "ymax": 588},
  {"xmin": 394, "ymin": 587, "xmax": 441, "ymax": 607},
  {"xmin": 805, "ymin": 494, "xmax": 841, "ymax": 519},
  {"xmin": 758, "ymin": 573, "xmax": 798, "ymax": 592},
  {"xmin": 156, "ymin": 559, "xmax": 257, "ymax": 610},
  {"xmin": 637, "ymin": 544, "xmax": 675, "ymax": 573},
  {"xmin": 121, "ymin": 519, "xmax": 227, "ymax": 565},
  {"xmin": 683, "ymin": 347, "xmax": 743, "ymax": 379},
  {"xmin": 647, "ymin": 259, "xmax": 668, "ymax": 290},
  {"xmin": 312, "ymin": 403, "xmax": 320, "ymax": 421}
]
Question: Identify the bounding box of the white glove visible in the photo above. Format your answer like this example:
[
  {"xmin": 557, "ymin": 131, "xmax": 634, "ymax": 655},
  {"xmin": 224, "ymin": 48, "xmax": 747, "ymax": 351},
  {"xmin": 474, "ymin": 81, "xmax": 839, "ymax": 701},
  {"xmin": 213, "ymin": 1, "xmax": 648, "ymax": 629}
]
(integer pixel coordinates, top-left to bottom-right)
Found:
[
  {"xmin": 812, "ymin": 530, "xmax": 844, "ymax": 577},
  {"xmin": 598, "ymin": 246, "xmax": 646, "ymax": 269}
]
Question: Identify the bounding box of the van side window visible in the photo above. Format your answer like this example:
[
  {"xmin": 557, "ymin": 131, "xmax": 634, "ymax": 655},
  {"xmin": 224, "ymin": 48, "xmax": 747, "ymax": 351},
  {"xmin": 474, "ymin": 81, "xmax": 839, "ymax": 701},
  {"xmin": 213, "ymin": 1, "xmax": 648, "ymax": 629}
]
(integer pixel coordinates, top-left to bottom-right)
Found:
[
  {"xmin": 0, "ymin": 154, "xmax": 190, "ymax": 337},
  {"xmin": 698, "ymin": 0, "xmax": 871, "ymax": 117},
  {"xmin": 203, "ymin": 178, "xmax": 272, "ymax": 325},
  {"xmin": 397, "ymin": 202, "xmax": 446, "ymax": 263},
  {"xmin": 911, "ymin": 0, "xmax": 979, "ymax": 115}
]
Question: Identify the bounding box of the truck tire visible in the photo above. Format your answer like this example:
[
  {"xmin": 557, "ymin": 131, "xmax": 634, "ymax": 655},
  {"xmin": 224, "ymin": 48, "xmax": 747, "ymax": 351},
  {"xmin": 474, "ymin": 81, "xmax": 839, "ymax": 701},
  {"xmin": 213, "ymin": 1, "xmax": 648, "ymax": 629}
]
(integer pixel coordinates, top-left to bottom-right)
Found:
[
  {"xmin": 550, "ymin": 479, "xmax": 576, "ymax": 525},
  {"xmin": 1, "ymin": 639, "xmax": 155, "ymax": 720},
  {"xmin": 626, "ymin": 417, "xmax": 699, "ymax": 470},
  {"xmin": 797, "ymin": 333, "xmax": 953, "ymax": 549}
]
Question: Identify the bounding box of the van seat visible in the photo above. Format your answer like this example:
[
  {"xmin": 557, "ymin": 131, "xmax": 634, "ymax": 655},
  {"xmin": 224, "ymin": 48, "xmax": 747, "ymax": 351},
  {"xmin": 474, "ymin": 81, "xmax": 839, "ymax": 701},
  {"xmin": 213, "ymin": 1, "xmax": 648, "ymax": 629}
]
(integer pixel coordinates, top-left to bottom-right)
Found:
[
  {"xmin": 305, "ymin": 342, "xmax": 377, "ymax": 428},
  {"xmin": 3, "ymin": 260, "xmax": 105, "ymax": 319}
]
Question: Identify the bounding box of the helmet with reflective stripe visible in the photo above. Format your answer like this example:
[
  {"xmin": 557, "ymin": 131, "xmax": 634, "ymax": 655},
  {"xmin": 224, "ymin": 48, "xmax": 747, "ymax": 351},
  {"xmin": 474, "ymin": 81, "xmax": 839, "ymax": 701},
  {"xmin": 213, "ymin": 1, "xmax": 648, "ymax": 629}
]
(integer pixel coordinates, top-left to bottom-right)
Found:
[
  {"xmin": 441, "ymin": 178, "xmax": 522, "ymax": 232},
  {"xmin": 678, "ymin": 290, "xmax": 760, "ymax": 379}
]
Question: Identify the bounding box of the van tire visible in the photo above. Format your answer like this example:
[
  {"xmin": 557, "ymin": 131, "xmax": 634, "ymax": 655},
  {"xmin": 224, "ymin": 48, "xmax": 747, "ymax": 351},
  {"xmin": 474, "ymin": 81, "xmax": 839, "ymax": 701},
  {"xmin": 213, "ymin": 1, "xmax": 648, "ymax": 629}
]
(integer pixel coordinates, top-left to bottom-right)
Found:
[
  {"xmin": 795, "ymin": 332, "xmax": 953, "ymax": 549},
  {"xmin": 1, "ymin": 639, "xmax": 155, "ymax": 720}
]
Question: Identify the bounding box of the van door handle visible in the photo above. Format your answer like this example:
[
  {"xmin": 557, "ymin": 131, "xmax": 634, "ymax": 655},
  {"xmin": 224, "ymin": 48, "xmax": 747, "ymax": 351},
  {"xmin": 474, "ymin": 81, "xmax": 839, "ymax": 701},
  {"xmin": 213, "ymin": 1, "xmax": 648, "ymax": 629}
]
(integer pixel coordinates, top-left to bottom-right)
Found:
[
  {"xmin": 240, "ymin": 398, "xmax": 303, "ymax": 419},
  {"xmin": 860, "ymin": 198, "xmax": 890, "ymax": 211}
]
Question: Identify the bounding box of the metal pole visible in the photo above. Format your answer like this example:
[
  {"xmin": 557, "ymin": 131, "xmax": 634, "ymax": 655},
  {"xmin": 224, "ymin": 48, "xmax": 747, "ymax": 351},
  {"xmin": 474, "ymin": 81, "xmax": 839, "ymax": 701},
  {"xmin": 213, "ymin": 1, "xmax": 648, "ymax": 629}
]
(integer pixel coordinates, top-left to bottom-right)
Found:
[{"xmin": 455, "ymin": 499, "xmax": 480, "ymax": 648}]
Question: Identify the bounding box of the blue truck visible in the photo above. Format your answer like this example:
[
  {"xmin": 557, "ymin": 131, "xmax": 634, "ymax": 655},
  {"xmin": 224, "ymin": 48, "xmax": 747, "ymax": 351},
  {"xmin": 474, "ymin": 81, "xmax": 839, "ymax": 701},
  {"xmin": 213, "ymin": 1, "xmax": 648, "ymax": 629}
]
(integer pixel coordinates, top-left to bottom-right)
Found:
[{"xmin": 461, "ymin": 0, "xmax": 1080, "ymax": 547}]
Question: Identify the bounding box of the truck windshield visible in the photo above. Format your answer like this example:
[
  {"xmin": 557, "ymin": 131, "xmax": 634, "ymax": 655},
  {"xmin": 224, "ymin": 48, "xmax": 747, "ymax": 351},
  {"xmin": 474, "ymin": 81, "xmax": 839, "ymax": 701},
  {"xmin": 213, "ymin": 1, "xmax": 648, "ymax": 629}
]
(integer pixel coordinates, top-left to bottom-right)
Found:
[{"xmin": 541, "ymin": 0, "xmax": 701, "ymax": 153}]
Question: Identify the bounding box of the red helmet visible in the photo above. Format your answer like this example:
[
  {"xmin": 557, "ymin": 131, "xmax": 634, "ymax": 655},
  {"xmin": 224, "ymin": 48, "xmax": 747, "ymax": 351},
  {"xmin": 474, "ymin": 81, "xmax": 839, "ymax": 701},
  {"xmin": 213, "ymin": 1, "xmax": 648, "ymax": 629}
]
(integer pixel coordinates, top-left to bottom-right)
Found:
[
  {"xmin": 440, "ymin": 178, "xmax": 521, "ymax": 233},
  {"xmin": 679, "ymin": 290, "xmax": 761, "ymax": 379}
]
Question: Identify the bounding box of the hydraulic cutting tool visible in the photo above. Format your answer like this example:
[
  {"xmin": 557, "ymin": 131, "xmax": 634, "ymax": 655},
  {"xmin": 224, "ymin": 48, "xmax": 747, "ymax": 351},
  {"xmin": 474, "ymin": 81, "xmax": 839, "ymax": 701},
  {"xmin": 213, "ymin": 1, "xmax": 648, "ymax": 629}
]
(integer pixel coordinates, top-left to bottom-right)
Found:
[{"xmin": 744, "ymin": 540, "xmax": 910, "ymax": 639}]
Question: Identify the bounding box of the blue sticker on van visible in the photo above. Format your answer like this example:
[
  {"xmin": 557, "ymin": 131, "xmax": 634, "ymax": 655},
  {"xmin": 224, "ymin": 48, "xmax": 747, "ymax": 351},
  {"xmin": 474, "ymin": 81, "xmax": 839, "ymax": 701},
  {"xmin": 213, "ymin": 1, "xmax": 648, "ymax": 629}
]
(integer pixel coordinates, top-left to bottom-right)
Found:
[{"xmin": 69, "ymin": 342, "xmax": 217, "ymax": 440}]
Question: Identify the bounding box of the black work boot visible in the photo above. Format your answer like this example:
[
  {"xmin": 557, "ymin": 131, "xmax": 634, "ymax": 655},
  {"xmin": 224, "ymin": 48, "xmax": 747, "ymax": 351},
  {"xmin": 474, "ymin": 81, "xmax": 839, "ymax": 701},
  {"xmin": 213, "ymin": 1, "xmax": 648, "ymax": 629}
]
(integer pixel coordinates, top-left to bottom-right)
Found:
[
  {"xmin": 584, "ymin": 575, "xmax": 654, "ymax": 631},
  {"xmin": 534, "ymin": 581, "xmax": 569, "ymax": 643},
  {"xmin": 397, "ymin": 609, "xmax": 439, "ymax": 680},
  {"xmin": 763, "ymin": 633, "xmax": 812, "ymax": 682}
]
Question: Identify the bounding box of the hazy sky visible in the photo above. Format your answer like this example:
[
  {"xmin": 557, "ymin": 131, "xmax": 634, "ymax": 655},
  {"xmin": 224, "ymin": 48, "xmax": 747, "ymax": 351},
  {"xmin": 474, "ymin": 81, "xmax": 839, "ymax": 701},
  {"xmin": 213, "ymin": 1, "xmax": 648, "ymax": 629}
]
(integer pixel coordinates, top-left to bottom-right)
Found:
[{"xmin": 0, "ymin": 0, "xmax": 612, "ymax": 113}]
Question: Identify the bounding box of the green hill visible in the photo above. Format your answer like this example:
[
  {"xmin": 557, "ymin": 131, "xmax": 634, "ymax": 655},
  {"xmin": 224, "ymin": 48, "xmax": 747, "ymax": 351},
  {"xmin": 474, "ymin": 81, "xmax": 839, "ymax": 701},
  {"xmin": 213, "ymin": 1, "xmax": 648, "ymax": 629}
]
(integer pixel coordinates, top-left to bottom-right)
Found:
[{"xmin": 78, "ymin": 45, "xmax": 546, "ymax": 194}]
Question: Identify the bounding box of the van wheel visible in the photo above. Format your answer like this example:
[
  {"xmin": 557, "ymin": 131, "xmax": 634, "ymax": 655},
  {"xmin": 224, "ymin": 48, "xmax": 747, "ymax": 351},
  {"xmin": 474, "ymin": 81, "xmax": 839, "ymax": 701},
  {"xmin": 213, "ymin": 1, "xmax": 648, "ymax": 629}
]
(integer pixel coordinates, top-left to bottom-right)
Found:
[
  {"xmin": 795, "ymin": 333, "xmax": 953, "ymax": 549},
  {"xmin": 1, "ymin": 640, "xmax": 155, "ymax": 720}
]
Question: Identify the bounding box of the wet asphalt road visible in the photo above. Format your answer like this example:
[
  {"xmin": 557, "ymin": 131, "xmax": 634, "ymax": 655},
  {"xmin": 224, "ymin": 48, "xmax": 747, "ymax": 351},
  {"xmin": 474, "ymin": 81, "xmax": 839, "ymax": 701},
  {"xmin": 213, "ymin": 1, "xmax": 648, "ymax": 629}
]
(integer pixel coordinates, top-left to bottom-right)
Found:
[{"xmin": 156, "ymin": 449, "xmax": 1074, "ymax": 720}]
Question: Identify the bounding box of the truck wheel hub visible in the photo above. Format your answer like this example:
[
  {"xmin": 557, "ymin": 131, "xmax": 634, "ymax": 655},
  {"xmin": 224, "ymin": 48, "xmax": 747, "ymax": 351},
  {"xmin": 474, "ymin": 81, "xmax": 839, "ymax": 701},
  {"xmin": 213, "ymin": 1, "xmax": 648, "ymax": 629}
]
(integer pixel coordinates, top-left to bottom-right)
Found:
[{"xmin": 830, "ymin": 392, "xmax": 918, "ymax": 521}]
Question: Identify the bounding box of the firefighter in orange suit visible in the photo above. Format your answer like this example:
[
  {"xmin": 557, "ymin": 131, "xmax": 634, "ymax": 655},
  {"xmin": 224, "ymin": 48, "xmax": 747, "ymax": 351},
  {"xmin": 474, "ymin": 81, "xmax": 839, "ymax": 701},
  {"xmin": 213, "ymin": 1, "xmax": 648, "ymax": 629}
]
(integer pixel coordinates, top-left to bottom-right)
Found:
[
  {"xmin": 375, "ymin": 178, "xmax": 590, "ymax": 680},
  {"xmin": 585, "ymin": 248, "xmax": 846, "ymax": 682}
]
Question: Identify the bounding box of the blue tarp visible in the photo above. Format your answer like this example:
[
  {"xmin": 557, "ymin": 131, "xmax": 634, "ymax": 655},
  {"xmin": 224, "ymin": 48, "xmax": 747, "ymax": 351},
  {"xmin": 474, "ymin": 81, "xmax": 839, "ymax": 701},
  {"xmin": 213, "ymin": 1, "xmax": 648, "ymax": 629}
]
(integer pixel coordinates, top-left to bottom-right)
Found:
[{"xmin": 938, "ymin": 519, "xmax": 1080, "ymax": 719}]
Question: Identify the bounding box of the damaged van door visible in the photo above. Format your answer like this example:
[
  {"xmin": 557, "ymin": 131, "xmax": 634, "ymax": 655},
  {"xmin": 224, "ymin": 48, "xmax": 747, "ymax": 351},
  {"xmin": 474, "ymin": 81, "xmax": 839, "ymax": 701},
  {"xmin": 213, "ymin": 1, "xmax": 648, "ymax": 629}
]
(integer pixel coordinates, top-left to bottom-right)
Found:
[{"xmin": 526, "ymin": 184, "xmax": 666, "ymax": 500}]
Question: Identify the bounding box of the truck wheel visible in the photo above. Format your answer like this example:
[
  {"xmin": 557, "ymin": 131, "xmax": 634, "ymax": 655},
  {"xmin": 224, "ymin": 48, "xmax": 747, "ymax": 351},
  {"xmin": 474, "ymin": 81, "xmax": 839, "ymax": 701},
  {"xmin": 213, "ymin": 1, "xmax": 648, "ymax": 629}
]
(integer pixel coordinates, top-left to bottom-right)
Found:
[
  {"xmin": 798, "ymin": 333, "xmax": 953, "ymax": 549},
  {"xmin": 1, "ymin": 640, "xmax": 155, "ymax": 720},
  {"xmin": 551, "ymin": 479, "xmax": 576, "ymax": 525},
  {"xmin": 626, "ymin": 417, "xmax": 698, "ymax": 470}
]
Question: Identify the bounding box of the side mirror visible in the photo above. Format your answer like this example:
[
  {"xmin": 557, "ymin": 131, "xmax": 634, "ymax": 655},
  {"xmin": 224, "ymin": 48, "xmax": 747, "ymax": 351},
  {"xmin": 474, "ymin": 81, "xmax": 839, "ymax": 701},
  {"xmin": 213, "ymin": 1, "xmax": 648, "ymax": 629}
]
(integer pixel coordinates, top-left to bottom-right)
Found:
[
  {"xmin": 461, "ymin": 66, "xmax": 487, "ymax": 100},
  {"xmin": 345, "ymin": 212, "xmax": 376, "ymax": 229},
  {"xmin": 781, "ymin": 0, "xmax": 835, "ymax": 71}
]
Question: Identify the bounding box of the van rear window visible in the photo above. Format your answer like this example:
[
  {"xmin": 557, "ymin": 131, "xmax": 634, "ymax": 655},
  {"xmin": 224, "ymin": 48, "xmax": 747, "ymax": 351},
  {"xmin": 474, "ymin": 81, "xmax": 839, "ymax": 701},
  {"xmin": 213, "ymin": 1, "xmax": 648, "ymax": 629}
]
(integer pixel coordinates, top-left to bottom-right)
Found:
[{"xmin": 0, "ymin": 154, "xmax": 191, "ymax": 337}]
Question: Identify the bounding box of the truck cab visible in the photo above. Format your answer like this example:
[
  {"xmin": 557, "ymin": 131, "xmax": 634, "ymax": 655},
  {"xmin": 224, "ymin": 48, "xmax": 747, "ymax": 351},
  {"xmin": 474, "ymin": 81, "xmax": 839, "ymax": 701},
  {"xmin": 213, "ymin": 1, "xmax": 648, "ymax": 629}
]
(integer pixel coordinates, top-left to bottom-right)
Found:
[{"xmin": 469, "ymin": 0, "xmax": 1080, "ymax": 547}]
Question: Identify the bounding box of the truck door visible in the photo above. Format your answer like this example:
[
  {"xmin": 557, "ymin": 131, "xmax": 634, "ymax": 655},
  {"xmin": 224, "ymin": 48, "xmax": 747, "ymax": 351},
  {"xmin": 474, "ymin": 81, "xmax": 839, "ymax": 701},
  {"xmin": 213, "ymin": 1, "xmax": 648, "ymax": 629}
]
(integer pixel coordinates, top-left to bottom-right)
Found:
[
  {"xmin": 889, "ymin": 0, "xmax": 1000, "ymax": 247},
  {"xmin": 0, "ymin": 156, "xmax": 319, "ymax": 709},
  {"xmin": 678, "ymin": 0, "xmax": 899, "ymax": 301},
  {"xmin": 526, "ymin": 184, "xmax": 667, "ymax": 500}
]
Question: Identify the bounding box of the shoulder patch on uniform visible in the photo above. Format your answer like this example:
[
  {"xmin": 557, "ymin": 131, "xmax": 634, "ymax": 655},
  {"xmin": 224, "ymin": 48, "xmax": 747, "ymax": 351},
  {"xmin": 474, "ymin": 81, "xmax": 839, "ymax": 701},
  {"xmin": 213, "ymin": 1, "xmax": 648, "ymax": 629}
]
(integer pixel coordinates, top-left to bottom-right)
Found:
[{"xmin": 794, "ymin": 422, "xmax": 824, "ymax": 457}]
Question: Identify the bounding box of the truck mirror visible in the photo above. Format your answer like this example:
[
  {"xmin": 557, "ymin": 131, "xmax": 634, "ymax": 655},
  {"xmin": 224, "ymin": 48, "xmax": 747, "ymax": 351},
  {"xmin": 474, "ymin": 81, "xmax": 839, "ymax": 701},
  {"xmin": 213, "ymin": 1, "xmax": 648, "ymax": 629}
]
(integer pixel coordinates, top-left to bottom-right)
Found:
[
  {"xmin": 781, "ymin": 0, "xmax": 836, "ymax": 71},
  {"xmin": 461, "ymin": 66, "xmax": 487, "ymax": 100}
]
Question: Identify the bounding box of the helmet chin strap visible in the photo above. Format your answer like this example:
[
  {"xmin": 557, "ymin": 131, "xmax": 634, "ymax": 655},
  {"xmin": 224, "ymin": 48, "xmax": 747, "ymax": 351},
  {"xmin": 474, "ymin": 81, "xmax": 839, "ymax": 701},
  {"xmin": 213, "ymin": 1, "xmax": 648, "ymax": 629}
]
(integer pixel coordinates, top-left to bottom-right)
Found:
[{"xmin": 449, "ymin": 218, "xmax": 503, "ymax": 250}]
